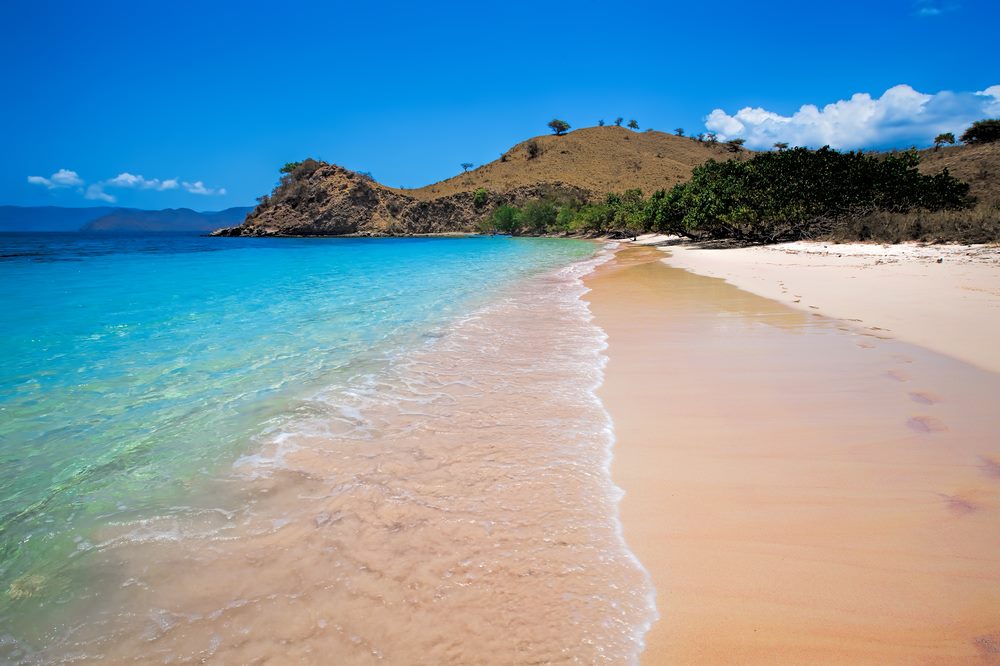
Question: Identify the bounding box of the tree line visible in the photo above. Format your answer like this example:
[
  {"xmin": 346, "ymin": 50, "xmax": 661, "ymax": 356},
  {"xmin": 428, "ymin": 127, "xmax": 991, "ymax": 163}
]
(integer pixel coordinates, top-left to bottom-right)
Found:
[{"xmin": 480, "ymin": 146, "xmax": 974, "ymax": 242}]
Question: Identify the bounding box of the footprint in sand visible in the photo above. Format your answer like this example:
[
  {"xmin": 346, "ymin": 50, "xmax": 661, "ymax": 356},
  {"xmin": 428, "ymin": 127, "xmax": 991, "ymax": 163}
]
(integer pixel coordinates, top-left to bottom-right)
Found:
[
  {"xmin": 909, "ymin": 391, "xmax": 942, "ymax": 405},
  {"xmin": 907, "ymin": 415, "xmax": 948, "ymax": 433},
  {"xmin": 857, "ymin": 340, "xmax": 876, "ymax": 349},
  {"xmin": 886, "ymin": 369, "xmax": 911, "ymax": 382},
  {"xmin": 892, "ymin": 354, "xmax": 914, "ymax": 364},
  {"xmin": 972, "ymin": 633, "xmax": 1000, "ymax": 658},
  {"xmin": 939, "ymin": 493, "xmax": 979, "ymax": 516},
  {"xmin": 980, "ymin": 456, "xmax": 1000, "ymax": 479}
]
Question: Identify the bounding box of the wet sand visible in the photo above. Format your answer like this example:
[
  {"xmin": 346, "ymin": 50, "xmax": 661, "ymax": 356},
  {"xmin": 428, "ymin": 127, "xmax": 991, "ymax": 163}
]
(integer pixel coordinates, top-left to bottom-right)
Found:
[
  {"xmin": 657, "ymin": 240, "xmax": 1000, "ymax": 374},
  {"xmin": 586, "ymin": 246, "xmax": 1000, "ymax": 663}
]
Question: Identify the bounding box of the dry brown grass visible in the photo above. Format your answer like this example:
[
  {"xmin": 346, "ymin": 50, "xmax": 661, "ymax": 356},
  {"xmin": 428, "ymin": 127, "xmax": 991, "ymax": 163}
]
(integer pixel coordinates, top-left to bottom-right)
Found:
[
  {"xmin": 388, "ymin": 126, "xmax": 746, "ymax": 202},
  {"xmin": 918, "ymin": 141, "xmax": 1000, "ymax": 206},
  {"xmin": 824, "ymin": 204, "xmax": 1000, "ymax": 244}
]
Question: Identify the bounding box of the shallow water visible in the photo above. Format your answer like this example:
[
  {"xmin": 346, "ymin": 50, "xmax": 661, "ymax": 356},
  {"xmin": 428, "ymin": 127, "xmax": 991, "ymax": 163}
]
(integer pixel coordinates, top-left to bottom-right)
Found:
[{"xmin": 0, "ymin": 233, "xmax": 655, "ymax": 663}]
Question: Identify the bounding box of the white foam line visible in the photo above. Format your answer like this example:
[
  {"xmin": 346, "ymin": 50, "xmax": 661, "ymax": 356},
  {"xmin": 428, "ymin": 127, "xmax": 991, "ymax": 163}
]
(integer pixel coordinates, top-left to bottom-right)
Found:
[{"xmin": 559, "ymin": 241, "xmax": 660, "ymax": 663}]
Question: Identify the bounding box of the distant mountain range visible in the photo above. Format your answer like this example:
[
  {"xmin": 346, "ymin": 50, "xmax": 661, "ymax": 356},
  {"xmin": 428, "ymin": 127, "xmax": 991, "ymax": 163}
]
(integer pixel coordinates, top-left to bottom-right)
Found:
[{"xmin": 0, "ymin": 206, "xmax": 253, "ymax": 233}]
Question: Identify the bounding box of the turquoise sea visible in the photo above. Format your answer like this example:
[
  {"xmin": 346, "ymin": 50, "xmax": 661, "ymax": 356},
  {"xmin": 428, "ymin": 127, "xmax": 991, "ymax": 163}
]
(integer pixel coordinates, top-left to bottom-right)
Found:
[{"xmin": 0, "ymin": 232, "xmax": 597, "ymax": 655}]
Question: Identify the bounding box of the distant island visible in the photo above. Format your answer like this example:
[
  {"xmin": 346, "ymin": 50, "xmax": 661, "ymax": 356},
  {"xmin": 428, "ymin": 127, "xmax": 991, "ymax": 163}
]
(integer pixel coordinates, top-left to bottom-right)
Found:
[
  {"xmin": 0, "ymin": 205, "xmax": 252, "ymax": 233},
  {"xmin": 215, "ymin": 121, "xmax": 1000, "ymax": 244}
]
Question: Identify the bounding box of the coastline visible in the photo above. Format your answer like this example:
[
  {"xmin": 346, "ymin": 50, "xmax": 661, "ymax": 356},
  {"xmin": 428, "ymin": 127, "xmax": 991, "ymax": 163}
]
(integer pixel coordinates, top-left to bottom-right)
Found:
[{"xmin": 586, "ymin": 245, "xmax": 1000, "ymax": 663}]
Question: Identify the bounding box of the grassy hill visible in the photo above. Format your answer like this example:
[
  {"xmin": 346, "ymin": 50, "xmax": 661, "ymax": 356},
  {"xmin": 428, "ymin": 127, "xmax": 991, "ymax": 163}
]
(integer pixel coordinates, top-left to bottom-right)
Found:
[
  {"xmin": 394, "ymin": 126, "xmax": 747, "ymax": 201},
  {"xmin": 219, "ymin": 127, "xmax": 750, "ymax": 237},
  {"xmin": 918, "ymin": 141, "xmax": 1000, "ymax": 207}
]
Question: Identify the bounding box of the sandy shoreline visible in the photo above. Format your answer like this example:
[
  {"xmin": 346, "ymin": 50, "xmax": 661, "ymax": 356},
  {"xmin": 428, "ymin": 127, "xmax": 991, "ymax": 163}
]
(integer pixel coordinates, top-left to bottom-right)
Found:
[
  {"xmin": 585, "ymin": 245, "xmax": 1000, "ymax": 663},
  {"xmin": 640, "ymin": 236, "xmax": 1000, "ymax": 373}
]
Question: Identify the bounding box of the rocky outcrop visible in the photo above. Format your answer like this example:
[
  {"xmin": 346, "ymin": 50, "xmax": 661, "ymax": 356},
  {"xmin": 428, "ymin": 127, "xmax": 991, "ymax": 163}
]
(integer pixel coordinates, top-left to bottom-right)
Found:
[{"xmin": 212, "ymin": 161, "xmax": 591, "ymax": 237}]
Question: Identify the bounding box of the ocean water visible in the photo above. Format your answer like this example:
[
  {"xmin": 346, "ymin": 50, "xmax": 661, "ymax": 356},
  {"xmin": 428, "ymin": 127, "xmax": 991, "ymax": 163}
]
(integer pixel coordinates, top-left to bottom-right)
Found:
[{"xmin": 0, "ymin": 233, "xmax": 655, "ymax": 663}]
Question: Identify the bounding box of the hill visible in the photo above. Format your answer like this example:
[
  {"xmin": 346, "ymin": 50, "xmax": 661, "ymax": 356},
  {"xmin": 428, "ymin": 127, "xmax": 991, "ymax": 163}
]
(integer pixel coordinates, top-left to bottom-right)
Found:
[
  {"xmin": 917, "ymin": 141, "xmax": 1000, "ymax": 206},
  {"xmin": 0, "ymin": 206, "xmax": 251, "ymax": 233},
  {"xmin": 0, "ymin": 206, "xmax": 117, "ymax": 232},
  {"xmin": 396, "ymin": 126, "xmax": 744, "ymax": 201},
  {"xmin": 82, "ymin": 207, "xmax": 252, "ymax": 232},
  {"xmin": 216, "ymin": 127, "xmax": 748, "ymax": 237}
]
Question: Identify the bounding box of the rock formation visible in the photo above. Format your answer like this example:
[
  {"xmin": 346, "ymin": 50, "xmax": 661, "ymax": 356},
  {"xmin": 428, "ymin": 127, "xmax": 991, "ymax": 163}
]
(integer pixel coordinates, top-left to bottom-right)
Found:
[{"xmin": 213, "ymin": 161, "xmax": 589, "ymax": 237}]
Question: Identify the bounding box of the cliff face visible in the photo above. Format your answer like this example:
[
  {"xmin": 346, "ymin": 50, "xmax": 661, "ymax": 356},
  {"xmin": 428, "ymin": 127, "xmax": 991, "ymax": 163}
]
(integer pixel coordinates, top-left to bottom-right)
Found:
[{"xmin": 214, "ymin": 162, "xmax": 590, "ymax": 237}]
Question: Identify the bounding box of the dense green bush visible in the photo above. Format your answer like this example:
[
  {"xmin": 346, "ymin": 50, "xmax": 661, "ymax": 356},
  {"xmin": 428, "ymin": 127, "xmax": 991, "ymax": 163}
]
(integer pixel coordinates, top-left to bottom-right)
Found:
[
  {"xmin": 491, "ymin": 205, "xmax": 521, "ymax": 234},
  {"xmin": 646, "ymin": 147, "xmax": 973, "ymax": 241},
  {"xmin": 519, "ymin": 200, "xmax": 559, "ymax": 234}
]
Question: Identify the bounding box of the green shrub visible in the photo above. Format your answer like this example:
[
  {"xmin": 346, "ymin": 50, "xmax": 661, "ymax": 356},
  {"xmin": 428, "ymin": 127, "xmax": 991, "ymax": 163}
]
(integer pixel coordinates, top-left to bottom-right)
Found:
[
  {"xmin": 519, "ymin": 200, "xmax": 558, "ymax": 234},
  {"xmin": 473, "ymin": 187, "xmax": 488, "ymax": 208},
  {"xmin": 554, "ymin": 204, "xmax": 579, "ymax": 233},
  {"xmin": 569, "ymin": 204, "xmax": 614, "ymax": 234},
  {"xmin": 491, "ymin": 205, "xmax": 521, "ymax": 234}
]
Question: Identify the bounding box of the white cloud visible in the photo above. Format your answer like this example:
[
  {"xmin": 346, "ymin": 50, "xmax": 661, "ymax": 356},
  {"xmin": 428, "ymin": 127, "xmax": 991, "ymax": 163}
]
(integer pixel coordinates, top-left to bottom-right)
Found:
[
  {"xmin": 85, "ymin": 184, "xmax": 116, "ymax": 203},
  {"xmin": 26, "ymin": 168, "xmax": 84, "ymax": 189},
  {"xmin": 29, "ymin": 168, "xmax": 225, "ymax": 202},
  {"xmin": 913, "ymin": 0, "xmax": 958, "ymax": 16},
  {"xmin": 704, "ymin": 84, "xmax": 1000, "ymax": 150},
  {"xmin": 978, "ymin": 85, "xmax": 1000, "ymax": 115},
  {"xmin": 106, "ymin": 172, "xmax": 180, "ymax": 191},
  {"xmin": 181, "ymin": 180, "xmax": 225, "ymax": 196}
]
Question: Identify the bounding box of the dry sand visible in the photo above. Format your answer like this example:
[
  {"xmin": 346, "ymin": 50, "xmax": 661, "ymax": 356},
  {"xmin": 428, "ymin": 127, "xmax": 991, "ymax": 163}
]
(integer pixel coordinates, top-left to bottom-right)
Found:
[
  {"xmin": 643, "ymin": 236, "xmax": 1000, "ymax": 374},
  {"xmin": 585, "ymin": 245, "xmax": 1000, "ymax": 664}
]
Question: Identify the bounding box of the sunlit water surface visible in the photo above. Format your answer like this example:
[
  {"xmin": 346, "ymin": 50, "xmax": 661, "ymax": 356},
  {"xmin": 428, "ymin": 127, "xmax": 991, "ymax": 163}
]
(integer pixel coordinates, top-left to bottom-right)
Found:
[{"xmin": 0, "ymin": 233, "xmax": 655, "ymax": 663}]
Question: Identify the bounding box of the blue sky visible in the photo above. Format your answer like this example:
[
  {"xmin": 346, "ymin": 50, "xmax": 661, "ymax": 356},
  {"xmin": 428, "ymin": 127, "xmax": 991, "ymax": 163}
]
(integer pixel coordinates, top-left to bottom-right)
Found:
[{"xmin": 2, "ymin": 0, "xmax": 998, "ymax": 209}]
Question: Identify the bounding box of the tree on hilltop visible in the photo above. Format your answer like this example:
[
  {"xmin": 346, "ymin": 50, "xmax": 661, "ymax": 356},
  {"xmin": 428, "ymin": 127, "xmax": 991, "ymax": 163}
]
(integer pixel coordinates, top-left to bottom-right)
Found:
[
  {"xmin": 461, "ymin": 162, "xmax": 474, "ymax": 172},
  {"xmin": 773, "ymin": 142, "xmax": 789, "ymax": 151},
  {"xmin": 280, "ymin": 161, "xmax": 302, "ymax": 174},
  {"xmin": 727, "ymin": 138, "xmax": 746, "ymax": 152},
  {"xmin": 627, "ymin": 119, "xmax": 639, "ymax": 130},
  {"xmin": 598, "ymin": 119, "xmax": 605, "ymax": 126},
  {"xmin": 675, "ymin": 128, "xmax": 685, "ymax": 136},
  {"xmin": 960, "ymin": 119, "xmax": 1000, "ymax": 144},
  {"xmin": 548, "ymin": 119, "xmax": 571, "ymax": 135},
  {"xmin": 933, "ymin": 132, "xmax": 955, "ymax": 150},
  {"xmin": 614, "ymin": 117, "xmax": 623, "ymax": 127}
]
